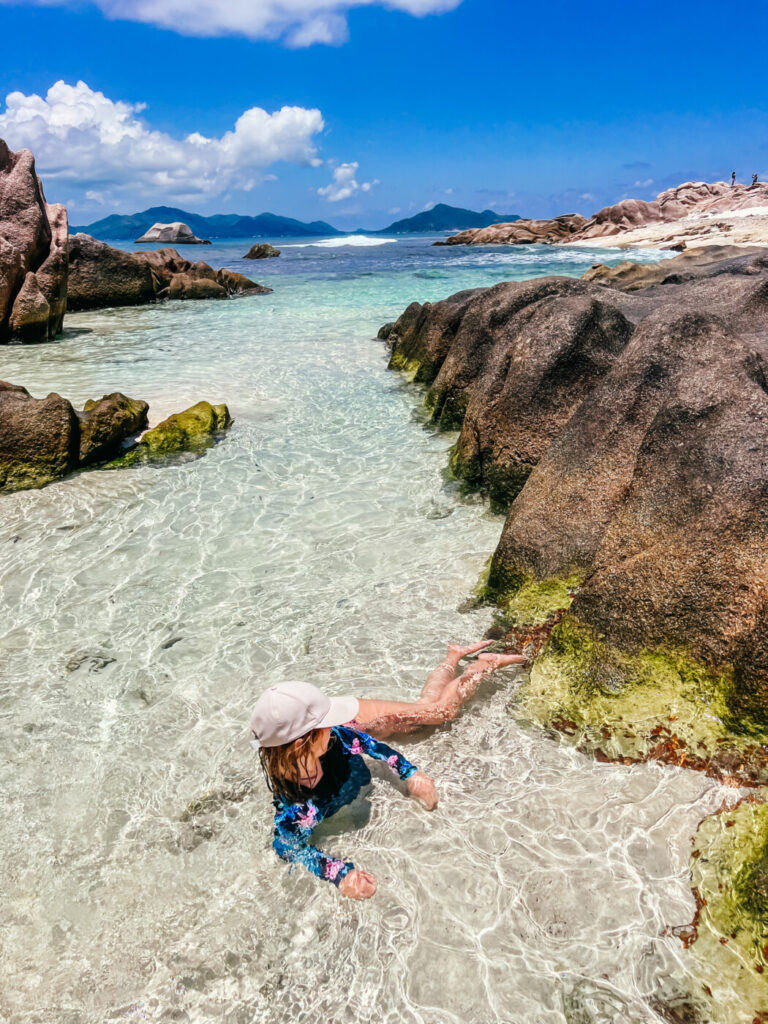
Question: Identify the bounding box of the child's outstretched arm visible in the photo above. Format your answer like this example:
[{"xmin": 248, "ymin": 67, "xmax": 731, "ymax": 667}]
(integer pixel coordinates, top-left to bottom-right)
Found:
[
  {"xmin": 336, "ymin": 726, "xmax": 438, "ymax": 810},
  {"xmin": 272, "ymin": 801, "xmax": 376, "ymax": 898}
]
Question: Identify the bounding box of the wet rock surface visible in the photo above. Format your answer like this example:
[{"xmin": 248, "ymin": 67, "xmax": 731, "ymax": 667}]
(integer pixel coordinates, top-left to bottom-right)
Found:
[
  {"xmin": 0, "ymin": 140, "xmax": 68, "ymax": 343},
  {"xmin": 107, "ymin": 401, "xmax": 232, "ymax": 468},
  {"xmin": 0, "ymin": 381, "xmax": 147, "ymax": 492}
]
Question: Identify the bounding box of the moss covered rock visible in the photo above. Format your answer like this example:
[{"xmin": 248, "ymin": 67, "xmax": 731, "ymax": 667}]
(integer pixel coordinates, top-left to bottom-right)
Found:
[
  {"xmin": 681, "ymin": 800, "xmax": 768, "ymax": 1023},
  {"xmin": 510, "ymin": 614, "xmax": 768, "ymax": 785},
  {"xmin": 109, "ymin": 401, "xmax": 232, "ymax": 467}
]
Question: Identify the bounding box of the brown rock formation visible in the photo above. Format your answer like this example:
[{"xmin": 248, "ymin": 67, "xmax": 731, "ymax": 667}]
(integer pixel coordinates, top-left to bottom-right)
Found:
[
  {"xmin": 435, "ymin": 214, "xmax": 587, "ymax": 247},
  {"xmin": 67, "ymin": 235, "xmax": 272, "ymax": 310},
  {"xmin": 0, "ymin": 140, "xmax": 68, "ymax": 342},
  {"xmin": 384, "ymin": 277, "xmax": 644, "ymax": 508},
  {"xmin": 384, "ymin": 248, "xmax": 768, "ymax": 721},
  {"xmin": 0, "ymin": 382, "xmax": 147, "ymax": 492},
  {"xmin": 78, "ymin": 393, "xmax": 149, "ymax": 466},
  {"xmin": 439, "ymin": 180, "xmax": 768, "ymax": 248},
  {"xmin": 67, "ymin": 234, "xmax": 156, "ymax": 310},
  {"xmin": 244, "ymin": 243, "xmax": 280, "ymax": 259},
  {"xmin": 581, "ymin": 245, "xmax": 765, "ymax": 290}
]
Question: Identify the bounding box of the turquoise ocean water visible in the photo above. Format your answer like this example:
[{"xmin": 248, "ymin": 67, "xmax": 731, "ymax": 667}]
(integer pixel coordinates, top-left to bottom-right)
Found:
[{"xmin": 0, "ymin": 237, "xmax": 741, "ymax": 1023}]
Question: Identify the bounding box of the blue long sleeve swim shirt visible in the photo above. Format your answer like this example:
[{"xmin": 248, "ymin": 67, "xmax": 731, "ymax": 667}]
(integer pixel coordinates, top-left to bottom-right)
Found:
[{"xmin": 270, "ymin": 725, "xmax": 417, "ymax": 886}]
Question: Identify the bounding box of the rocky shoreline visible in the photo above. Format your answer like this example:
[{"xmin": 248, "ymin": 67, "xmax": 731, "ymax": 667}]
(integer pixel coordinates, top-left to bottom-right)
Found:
[
  {"xmin": 0, "ymin": 139, "xmax": 266, "ymax": 492},
  {"xmin": 0, "ymin": 139, "xmax": 271, "ymax": 345},
  {"xmin": 437, "ymin": 180, "xmax": 768, "ymax": 251},
  {"xmin": 381, "ymin": 243, "xmax": 768, "ymax": 1019}
]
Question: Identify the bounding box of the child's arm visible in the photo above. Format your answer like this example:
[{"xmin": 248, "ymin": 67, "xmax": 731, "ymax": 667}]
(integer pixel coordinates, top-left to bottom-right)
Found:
[
  {"xmin": 273, "ymin": 801, "xmax": 353, "ymax": 886},
  {"xmin": 336, "ymin": 727, "xmax": 438, "ymax": 809},
  {"xmin": 272, "ymin": 801, "xmax": 376, "ymax": 899}
]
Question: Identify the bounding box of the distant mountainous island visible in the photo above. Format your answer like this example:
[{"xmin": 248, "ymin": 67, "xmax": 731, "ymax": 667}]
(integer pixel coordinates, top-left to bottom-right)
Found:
[
  {"xmin": 72, "ymin": 203, "xmax": 521, "ymax": 240},
  {"xmin": 371, "ymin": 204, "xmax": 520, "ymax": 234}
]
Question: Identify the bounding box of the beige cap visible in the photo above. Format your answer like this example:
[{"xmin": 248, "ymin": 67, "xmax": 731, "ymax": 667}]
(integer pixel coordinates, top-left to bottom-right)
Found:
[{"xmin": 249, "ymin": 681, "xmax": 359, "ymax": 749}]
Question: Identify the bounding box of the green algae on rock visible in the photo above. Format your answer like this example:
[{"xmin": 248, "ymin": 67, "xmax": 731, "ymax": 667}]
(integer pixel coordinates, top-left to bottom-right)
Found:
[
  {"xmin": 108, "ymin": 401, "xmax": 232, "ymax": 468},
  {"xmin": 510, "ymin": 615, "xmax": 768, "ymax": 787},
  {"xmin": 680, "ymin": 799, "xmax": 768, "ymax": 1023}
]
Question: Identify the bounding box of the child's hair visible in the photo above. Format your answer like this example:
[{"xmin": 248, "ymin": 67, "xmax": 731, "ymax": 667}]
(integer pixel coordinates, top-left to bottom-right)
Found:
[{"xmin": 258, "ymin": 727, "xmax": 328, "ymax": 803}]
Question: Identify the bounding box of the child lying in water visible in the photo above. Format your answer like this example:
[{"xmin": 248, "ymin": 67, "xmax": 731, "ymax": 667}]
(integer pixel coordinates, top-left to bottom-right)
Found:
[{"xmin": 250, "ymin": 642, "xmax": 525, "ymax": 899}]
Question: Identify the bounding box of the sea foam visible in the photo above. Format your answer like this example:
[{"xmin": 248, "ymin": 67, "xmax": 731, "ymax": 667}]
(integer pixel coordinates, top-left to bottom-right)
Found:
[{"xmin": 284, "ymin": 235, "xmax": 398, "ymax": 248}]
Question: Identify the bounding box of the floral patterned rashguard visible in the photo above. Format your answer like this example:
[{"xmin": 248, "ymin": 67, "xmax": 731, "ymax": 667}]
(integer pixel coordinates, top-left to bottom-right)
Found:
[{"xmin": 271, "ymin": 725, "xmax": 417, "ymax": 887}]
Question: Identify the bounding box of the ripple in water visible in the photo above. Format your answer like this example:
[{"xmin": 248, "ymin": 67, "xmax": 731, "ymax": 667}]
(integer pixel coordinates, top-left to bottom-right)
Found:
[{"xmin": 0, "ymin": 240, "xmax": 739, "ymax": 1023}]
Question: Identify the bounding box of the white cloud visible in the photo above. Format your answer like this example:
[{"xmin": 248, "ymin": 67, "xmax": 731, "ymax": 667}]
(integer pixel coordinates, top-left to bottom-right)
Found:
[
  {"xmin": 0, "ymin": 80, "xmax": 325, "ymax": 205},
  {"xmin": 0, "ymin": 0, "xmax": 463, "ymax": 46},
  {"xmin": 423, "ymin": 200, "xmax": 435, "ymax": 210},
  {"xmin": 633, "ymin": 178, "xmax": 655, "ymax": 188},
  {"xmin": 388, "ymin": 206, "xmax": 401, "ymax": 214},
  {"xmin": 443, "ymin": 187, "xmax": 453, "ymax": 195},
  {"xmin": 317, "ymin": 161, "xmax": 378, "ymax": 202}
]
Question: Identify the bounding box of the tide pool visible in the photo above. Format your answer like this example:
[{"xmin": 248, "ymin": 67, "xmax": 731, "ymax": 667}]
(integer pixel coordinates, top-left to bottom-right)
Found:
[{"xmin": 1, "ymin": 238, "xmax": 737, "ymax": 1024}]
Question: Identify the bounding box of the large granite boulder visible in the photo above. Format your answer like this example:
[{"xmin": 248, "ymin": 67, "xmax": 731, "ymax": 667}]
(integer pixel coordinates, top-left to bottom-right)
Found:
[
  {"xmin": 0, "ymin": 381, "xmax": 78, "ymax": 490},
  {"xmin": 67, "ymin": 236, "xmax": 272, "ymax": 310},
  {"xmin": 446, "ymin": 284, "xmax": 636, "ymax": 510},
  {"xmin": 135, "ymin": 221, "xmax": 210, "ymax": 244},
  {"xmin": 67, "ymin": 234, "xmax": 156, "ymax": 310},
  {"xmin": 243, "ymin": 243, "xmax": 280, "ymax": 259},
  {"xmin": 0, "ymin": 139, "xmax": 68, "ymax": 342},
  {"xmin": 384, "ymin": 249, "xmax": 768, "ymax": 789},
  {"xmin": 385, "ymin": 277, "xmax": 642, "ymax": 508},
  {"xmin": 167, "ymin": 273, "xmax": 228, "ymax": 301},
  {"xmin": 0, "ymin": 382, "xmax": 147, "ymax": 492},
  {"xmin": 214, "ymin": 268, "xmax": 271, "ymax": 296},
  {"xmin": 78, "ymin": 393, "xmax": 149, "ymax": 465}
]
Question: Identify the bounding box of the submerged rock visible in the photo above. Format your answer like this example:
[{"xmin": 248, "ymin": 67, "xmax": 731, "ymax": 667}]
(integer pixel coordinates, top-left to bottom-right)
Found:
[
  {"xmin": 0, "ymin": 139, "xmax": 68, "ymax": 343},
  {"xmin": 0, "ymin": 382, "xmax": 147, "ymax": 492},
  {"xmin": 135, "ymin": 221, "xmax": 210, "ymax": 244},
  {"xmin": 243, "ymin": 243, "xmax": 280, "ymax": 259},
  {"xmin": 109, "ymin": 401, "xmax": 232, "ymax": 467},
  {"xmin": 680, "ymin": 800, "xmax": 768, "ymax": 1022}
]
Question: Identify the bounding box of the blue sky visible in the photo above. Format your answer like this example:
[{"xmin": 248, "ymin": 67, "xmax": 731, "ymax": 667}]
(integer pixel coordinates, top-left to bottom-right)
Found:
[{"xmin": 1, "ymin": 0, "xmax": 766, "ymax": 228}]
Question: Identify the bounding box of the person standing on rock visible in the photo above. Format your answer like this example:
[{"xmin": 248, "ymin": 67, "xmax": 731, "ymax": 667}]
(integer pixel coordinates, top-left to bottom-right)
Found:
[
  {"xmin": 752, "ymin": 173, "xmax": 759, "ymax": 187},
  {"xmin": 731, "ymin": 170, "xmax": 737, "ymax": 186},
  {"xmin": 250, "ymin": 643, "xmax": 525, "ymax": 899}
]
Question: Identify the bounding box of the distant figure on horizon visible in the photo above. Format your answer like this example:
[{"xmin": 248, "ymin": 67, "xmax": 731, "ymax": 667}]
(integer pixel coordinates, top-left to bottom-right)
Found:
[
  {"xmin": 752, "ymin": 173, "xmax": 759, "ymax": 187},
  {"xmin": 731, "ymin": 170, "xmax": 736, "ymax": 186}
]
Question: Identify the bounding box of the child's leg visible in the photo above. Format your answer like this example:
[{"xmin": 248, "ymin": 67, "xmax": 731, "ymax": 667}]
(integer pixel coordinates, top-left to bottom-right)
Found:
[
  {"xmin": 418, "ymin": 640, "xmax": 492, "ymax": 703},
  {"xmin": 355, "ymin": 653, "xmax": 525, "ymax": 739}
]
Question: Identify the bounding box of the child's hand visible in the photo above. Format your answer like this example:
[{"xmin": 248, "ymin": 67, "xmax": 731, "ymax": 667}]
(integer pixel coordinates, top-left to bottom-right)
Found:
[
  {"xmin": 407, "ymin": 771, "xmax": 438, "ymax": 810},
  {"xmin": 339, "ymin": 869, "xmax": 377, "ymax": 900}
]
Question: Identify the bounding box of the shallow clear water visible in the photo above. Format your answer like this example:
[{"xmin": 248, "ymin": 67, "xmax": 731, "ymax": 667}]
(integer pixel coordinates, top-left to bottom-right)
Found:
[{"xmin": 0, "ymin": 238, "xmax": 740, "ymax": 1023}]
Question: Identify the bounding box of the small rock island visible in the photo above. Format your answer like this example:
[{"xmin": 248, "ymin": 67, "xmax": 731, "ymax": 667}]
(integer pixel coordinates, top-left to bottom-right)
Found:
[
  {"xmin": 243, "ymin": 242, "xmax": 280, "ymax": 259},
  {"xmin": 135, "ymin": 221, "xmax": 210, "ymax": 244}
]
